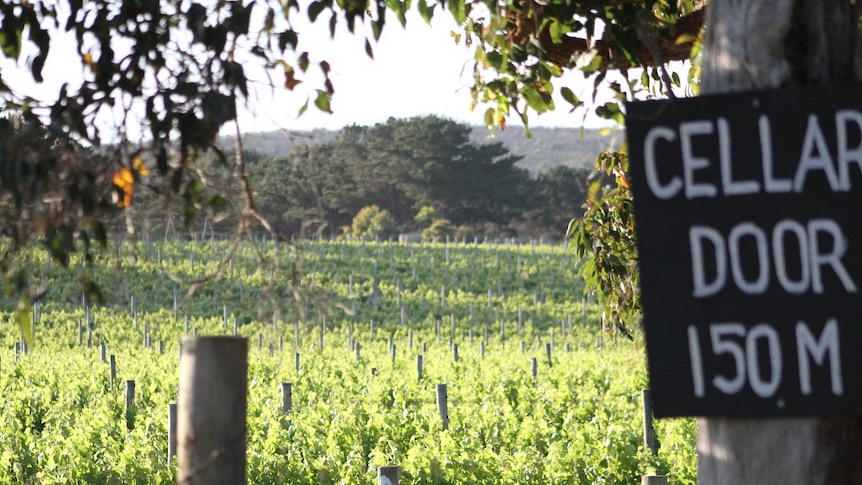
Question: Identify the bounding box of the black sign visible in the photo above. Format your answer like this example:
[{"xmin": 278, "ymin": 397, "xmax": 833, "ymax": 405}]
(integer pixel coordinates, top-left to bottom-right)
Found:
[{"xmin": 626, "ymin": 83, "xmax": 862, "ymax": 417}]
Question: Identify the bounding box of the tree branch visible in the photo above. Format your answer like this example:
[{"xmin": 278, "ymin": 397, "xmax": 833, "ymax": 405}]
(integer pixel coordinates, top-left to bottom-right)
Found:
[{"xmin": 532, "ymin": 7, "xmax": 706, "ymax": 69}]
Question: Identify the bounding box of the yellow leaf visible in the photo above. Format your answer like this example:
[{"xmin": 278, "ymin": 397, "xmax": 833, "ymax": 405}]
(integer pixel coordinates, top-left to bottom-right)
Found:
[
  {"xmin": 615, "ymin": 170, "xmax": 630, "ymax": 190},
  {"xmin": 113, "ymin": 158, "xmax": 149, "ymax": 208},
  {"xmin": 113, "ymin": 167, "xmax": 135, "ymax": 208},
  {"xmin": 133, "ymin": 157, "xmax": 149, "ymax": 176},
  {"xmin": 598, "ymin": 127, "xmax": 612, "ymax": 136}
]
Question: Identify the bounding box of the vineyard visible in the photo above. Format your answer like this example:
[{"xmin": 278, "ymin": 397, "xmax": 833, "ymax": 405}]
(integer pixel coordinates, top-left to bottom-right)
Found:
[{"xmin": 0, "ymin": 237, "xmax": 696, "ymax": 484}]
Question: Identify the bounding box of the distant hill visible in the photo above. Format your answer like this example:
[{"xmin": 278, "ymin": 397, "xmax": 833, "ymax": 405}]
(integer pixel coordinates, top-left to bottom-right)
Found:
[
  {"xmin": 228, "ymin": 125, "xmax": 622, "ymax": 176},
  {"xmin": 469, "ymin": 126, "xmax": 623, "ymax": 174}
]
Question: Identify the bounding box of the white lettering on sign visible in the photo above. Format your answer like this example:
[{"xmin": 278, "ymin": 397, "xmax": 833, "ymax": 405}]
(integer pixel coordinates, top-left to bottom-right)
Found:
[
  {"xmin": 689, "ymin": 219, "xmax": 857, "ymax": 297},
  {"xmin": 641, "ymin": 110, "xmax": 862, "ymax": 199},
  {"xmin": 796, "ymin": 319, "xmax": 843, "ymax": 395},
  {"xmin": 718, "ymin": 118, "xmax": 760, "ymax": 195},
  {"xmin": 643, "ymin": 127, "xmax": 682, "ymax": 199},
  {"xmin": 759, "ymin": 115, "xmax": 792, "ymax": 192},
  {"xmin": 795, "ymin": 115, "xmax": 841, "ymax": 192},
  {"xmin": 688, "ymin": 319, "xmax": 842, "ymax": 398},
  {"xmin": 680, "ymin": 121, "xmax": 718, "ymax": 199},
  {"xmin": 836, "ymin": 110, "xmax": 862, "ymax": 191}
]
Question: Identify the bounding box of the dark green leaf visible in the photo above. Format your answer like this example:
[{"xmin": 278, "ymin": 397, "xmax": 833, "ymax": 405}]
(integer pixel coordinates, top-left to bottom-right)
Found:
[
  {"xmin": 418, "ymin": 0, "xmax": 434, "ymax": 24},
  {"xmin": 308, "ymin": 1, "xmax": 327, "ymax": 22},
  {"xmin": 279, "ymin": 30, "xmax": 298, "ymax": 51},
  {"xmin": 560, "ymin": 87, "xmax": 581, "ymax": 110},
  {"xmin": 448, "ymin": 0, "xmax": 467, "ymax": 24}
]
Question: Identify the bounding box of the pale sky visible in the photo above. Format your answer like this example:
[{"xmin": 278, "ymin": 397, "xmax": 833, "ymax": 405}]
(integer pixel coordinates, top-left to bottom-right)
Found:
[
  {"xmin": 235, "ymin": 10, "xmax": 607, "ymax": 134},
  {"xmin": 0, "ymin": 8, "xmax": 615, "ymax": 139}
]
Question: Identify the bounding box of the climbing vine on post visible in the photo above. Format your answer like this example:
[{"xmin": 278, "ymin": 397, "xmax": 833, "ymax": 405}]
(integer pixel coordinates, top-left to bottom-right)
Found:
[{"xmin": 567, "ymin": 149, "xmax": 639, "ymax": 338}]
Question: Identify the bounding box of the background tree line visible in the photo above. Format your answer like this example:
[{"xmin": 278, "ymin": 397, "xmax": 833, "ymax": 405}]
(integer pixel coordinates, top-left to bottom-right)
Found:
[
  {"xmin": 245, "ymin": 115, "xmax": 593, "ymax": 240},
  {"xmin": 127, "ymin": 115, "xmax": 596, "ymax": 241}
]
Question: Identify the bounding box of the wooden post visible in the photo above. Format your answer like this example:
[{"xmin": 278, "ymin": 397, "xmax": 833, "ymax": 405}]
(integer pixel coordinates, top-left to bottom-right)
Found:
[
  {"xmin": 436, "ymin": 384, "xmax": 449, "ymax": 430},
  {"xmin": 642, "ymin": 389, "xmax": 657, "ymax": 455},
  {"xmin": 168, "ymin": 403, "xmax": 177, "ymax": 466},
  {"xmin": 177, "ymin": 336, "xmax": 248, "ymax": 485},
  {"xmin": 100, "ymin": 342, "xmax": 106, "ymax": 363},
  {"xmin": 378, "ymin": 466, "xmax": 401, "ymax": 485},
  {"xmin": 452, "ymin": 344, "xmax": 459, "ymax": 363},
  {"xmin": 295, "ymin": 352, "xmax": 300, "ymax": 372},
  {"xmin": 641, "ymin": 476, "xmax": 667, "ymax": 485},
  {"xmin": 531, "ymin": 358, "xmax": 538, "ymax": 380},
  {"xmin": 125, "ymin": 380, "xmax": 136, "ymax": 429},
  {"xmin": 282, "ymin": 383, "xmax": 292, "ymax": 414},
  {"xmin": 417, "ymin": 355, "xmax": 423, "ymax": 381},
  {"xmin": 109, "ymin": 355, "xmax": 116, "ymax": 388}
]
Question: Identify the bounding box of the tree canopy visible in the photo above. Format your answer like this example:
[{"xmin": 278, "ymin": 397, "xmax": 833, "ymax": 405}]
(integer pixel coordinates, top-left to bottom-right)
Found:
[{"xmin": 243, "ymin": 116, "xmax": 583, "ymax": 239}]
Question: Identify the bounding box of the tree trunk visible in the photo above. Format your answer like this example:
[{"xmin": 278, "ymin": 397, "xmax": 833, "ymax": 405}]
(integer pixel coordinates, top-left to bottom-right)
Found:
[{"xmin": 698, "ymin": 1, "xmax": 861, "ymax": 483}]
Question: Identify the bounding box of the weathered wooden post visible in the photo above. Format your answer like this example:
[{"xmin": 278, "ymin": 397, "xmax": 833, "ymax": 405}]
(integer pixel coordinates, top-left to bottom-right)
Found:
[
  {"xmin": 168, "ymin": 403, "xmax": 177, "ymax": 466},
  {"xmin": 282, "ymin": 382, "xmax": 293, "ymax": 414},
  {"xmin": 642, "ymin": 389, "xmax": 657, "ymax": 455},
  {"xmin": 109, "ymin": 355, "xmax": 116, "ymax": 388},
  {"xmin": 125, "ymin": 380, "xmax": 136, "ymax": 429},
  {"xmin": 436, "ymin": 383, "xmax": 449, "ymax": 430},
  {"xmin": 377, "ymin": 466, "xmax": 401, "ymax": 485},
  {"xmin": 177, "ymin": 336, "xmax": 248, "ymax": 485},
  {"xmin": 641, "ymin": 476, "xmax": 667, "ymax": 485}
]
